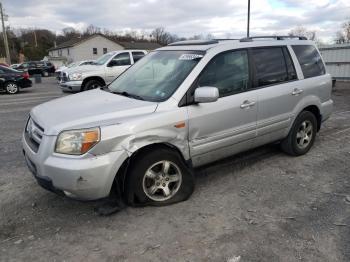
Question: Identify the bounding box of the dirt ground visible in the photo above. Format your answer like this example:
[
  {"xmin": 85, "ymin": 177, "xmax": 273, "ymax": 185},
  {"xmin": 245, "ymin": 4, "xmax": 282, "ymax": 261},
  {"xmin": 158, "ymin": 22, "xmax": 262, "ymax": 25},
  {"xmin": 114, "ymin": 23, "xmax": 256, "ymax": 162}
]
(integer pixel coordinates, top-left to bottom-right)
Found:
[{"xmin": 0, "ymin": 78, "xmax": 349, "ymax": 262}]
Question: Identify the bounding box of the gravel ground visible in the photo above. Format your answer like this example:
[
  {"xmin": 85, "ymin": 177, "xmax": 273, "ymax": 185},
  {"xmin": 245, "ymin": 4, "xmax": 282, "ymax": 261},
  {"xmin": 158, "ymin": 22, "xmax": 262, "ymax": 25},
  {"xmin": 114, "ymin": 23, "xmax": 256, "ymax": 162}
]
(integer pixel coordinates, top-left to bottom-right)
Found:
[{"xmin": 0, "ymin": 78, "xmax": 349, "ymax": 262}]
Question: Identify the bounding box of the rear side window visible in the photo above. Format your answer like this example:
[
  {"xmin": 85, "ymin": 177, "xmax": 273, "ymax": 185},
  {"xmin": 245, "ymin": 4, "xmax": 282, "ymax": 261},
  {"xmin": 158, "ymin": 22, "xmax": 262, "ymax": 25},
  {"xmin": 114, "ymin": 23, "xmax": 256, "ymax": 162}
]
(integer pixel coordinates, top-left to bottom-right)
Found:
[
  {"xmin": 132, "ymin": 52, "xmax": 145, "ymax": 63},
  {"xmin": 252, "ymin": 47, "xmax": 289, "ymax": 87},
  {"xmin": 198, "ymin": 50, "xmax": 250, "ymax": 97},
  {"xmin": 292, "ymin": 45, "xmax": 325, "ymax": 79}
]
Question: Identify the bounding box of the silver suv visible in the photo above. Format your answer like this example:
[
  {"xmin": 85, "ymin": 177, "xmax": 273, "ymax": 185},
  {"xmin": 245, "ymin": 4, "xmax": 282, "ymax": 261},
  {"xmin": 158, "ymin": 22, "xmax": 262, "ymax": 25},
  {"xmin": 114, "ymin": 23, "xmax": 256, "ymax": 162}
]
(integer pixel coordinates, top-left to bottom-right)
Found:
[
  {"xmin": 59, "ymin": 50, "xmax": 147, "ymax": 92},
  {"xmin": 23, "ymin": 36, "xmax": 333, "ymax": 206}
]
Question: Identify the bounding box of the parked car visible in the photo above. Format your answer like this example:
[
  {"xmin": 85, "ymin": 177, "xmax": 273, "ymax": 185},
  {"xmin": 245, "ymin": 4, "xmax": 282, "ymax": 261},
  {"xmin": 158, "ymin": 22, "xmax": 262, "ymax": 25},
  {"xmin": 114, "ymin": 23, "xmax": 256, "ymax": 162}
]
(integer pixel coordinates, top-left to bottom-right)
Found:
[
  {"xmin": 0, "ymin": 62, "xmax": 9, "ymax": 67},
  {"xmin": 23, "ymin": 37, "xmax": 333, "ymax": 206},
  {"xmin": 0, "ymin": 65, "xmax": 32, "ymax": 94},
  {"xmin": 10, "ymin": 63, "xmax": 20, "ymax": 69},
  {"xmin": 56, "ymin": 60, "xmax": 95, "ymax": 81},
  {"xmin": 59, "ymin": 50, "xmax": 147, "ymax": 92},
  {"xmin": 15, "ymin": 61, "xmax": 55, "ymax": 77}
]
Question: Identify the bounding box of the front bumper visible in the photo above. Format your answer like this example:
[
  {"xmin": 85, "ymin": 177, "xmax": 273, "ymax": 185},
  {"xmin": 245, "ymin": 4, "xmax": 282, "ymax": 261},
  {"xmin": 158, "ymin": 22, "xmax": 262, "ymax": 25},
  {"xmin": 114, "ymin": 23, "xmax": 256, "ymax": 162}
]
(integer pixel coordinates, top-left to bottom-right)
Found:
[
  {"xmin": 59, "ymin": 80, "xmax": 83, "ymax": 92},
  {"xmin": 22, "ymin": 133, "xmax": 129, "ymax": 200}
]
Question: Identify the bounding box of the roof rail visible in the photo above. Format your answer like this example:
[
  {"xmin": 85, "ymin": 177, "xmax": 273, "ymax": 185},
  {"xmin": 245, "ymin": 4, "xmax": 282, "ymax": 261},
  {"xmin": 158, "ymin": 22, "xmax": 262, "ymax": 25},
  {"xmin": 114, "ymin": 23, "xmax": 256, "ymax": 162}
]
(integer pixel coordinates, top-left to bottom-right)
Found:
[
  {"xmin": 168, "ymin": 40, "xmax": 219, "ymax": 46},
  {"xmin": 213, "ymin": 38, "xmax": 240, "ymax": 41},
  {"xmin": 239, "ymin": 35, "xmax": 308, "ymax": 42}
]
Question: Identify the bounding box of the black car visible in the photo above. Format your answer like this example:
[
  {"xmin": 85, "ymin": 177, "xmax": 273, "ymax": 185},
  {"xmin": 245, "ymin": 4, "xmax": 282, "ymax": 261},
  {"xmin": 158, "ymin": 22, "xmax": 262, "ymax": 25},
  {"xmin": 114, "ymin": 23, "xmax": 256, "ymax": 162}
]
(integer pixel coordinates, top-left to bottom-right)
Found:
[
  {"xmin": 0, "ymin": 66, "xmax": 32, "ymax": 94},
  {"xmin": 14, "ymin": 61, "xmax": 55, "ymax": 77}
]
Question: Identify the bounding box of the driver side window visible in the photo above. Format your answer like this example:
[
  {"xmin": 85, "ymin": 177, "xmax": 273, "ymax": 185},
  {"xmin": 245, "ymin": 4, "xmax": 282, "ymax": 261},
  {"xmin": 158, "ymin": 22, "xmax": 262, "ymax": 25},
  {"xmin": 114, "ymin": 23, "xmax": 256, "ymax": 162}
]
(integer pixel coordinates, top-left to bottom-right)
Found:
[
  {"xmin": 110, "ymin": 53, "xmax": 131, "ymax": 66},
  {"xmin": 198, "ymin": 50, "xmax": 250, "ymax": 97}
]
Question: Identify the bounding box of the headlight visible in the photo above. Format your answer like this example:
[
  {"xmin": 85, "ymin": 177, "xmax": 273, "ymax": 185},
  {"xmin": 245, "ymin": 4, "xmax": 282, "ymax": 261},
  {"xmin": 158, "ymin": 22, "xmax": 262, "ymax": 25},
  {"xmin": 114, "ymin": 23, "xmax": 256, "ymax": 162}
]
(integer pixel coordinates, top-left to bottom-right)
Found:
[
  {"xmin": 55, "ymin": 127, "xmax": 100, "ymax": 155},
  {"xmin": 69, "ymin": 73, "xmax": 83, "ymax": 81}
]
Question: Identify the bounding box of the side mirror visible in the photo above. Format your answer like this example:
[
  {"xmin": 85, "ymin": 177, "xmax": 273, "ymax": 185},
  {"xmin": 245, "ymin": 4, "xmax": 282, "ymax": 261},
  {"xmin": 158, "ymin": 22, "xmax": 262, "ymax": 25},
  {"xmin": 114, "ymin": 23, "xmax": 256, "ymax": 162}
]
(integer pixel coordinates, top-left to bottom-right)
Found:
[{"xmin": 194, "ymin": 87, "xmax": 219, "ymax": 103}]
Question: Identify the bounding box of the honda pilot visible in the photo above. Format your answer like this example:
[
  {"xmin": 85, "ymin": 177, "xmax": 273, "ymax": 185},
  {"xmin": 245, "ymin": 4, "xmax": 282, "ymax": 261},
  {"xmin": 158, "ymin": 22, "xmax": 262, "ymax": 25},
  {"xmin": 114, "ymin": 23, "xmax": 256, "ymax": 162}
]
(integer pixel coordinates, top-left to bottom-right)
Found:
[{"xmin": 22, "ymin": 36, "xmax": 333, "ymax": 206}]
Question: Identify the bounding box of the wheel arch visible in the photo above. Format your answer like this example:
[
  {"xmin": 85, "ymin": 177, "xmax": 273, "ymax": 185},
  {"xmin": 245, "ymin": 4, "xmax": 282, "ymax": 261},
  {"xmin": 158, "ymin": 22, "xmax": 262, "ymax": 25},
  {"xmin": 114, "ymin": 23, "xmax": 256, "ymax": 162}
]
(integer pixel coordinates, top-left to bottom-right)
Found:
[
  {"xmin": 302, "ymin": 105, "xmax": 321, "ymax": 131},
  {"xmin": 293, "ymin": 95, "xmax": 323, "ymax": 132},
  {"xmin": 81, "ymin": 76, "xmax": 106, "ymax": 91},
  {"xmin": 111, "ymin": 142, "xmax": 191, "ymax": 202}
]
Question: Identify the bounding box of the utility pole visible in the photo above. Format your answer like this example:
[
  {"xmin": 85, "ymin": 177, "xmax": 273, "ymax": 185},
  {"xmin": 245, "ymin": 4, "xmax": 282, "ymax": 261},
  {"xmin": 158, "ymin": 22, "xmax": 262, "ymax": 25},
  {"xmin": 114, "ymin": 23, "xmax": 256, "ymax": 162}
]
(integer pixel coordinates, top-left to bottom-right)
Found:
[
  {"xmin": 247, "ymin": 0, "xmax": 251, "ymax": 38},
  {"xmin": 33, "ymin": 30, "xmax": 38, "ymax": 47},
  {"xmin": 0, "ymin": 2, "xmax": 10, "ymax": 64}
]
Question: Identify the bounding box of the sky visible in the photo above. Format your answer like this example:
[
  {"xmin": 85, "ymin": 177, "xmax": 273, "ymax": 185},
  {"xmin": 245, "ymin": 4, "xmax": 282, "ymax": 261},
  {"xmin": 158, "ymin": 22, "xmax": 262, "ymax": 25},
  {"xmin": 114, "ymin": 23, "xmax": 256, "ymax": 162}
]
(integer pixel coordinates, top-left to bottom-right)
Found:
[{"xmin": 3, "ymin": 0, "xmax": 350, "ymax": 43}]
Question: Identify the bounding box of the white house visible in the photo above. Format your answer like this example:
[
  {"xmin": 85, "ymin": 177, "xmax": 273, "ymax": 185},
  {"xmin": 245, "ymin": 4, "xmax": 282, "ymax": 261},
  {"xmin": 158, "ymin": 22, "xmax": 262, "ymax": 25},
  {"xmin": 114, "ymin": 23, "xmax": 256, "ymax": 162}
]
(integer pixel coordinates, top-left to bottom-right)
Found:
[
  {"xmin": 48, "ymin": 34, "xmax": 161, "ymax": 64},
  {"xmin": 319, "ymin": 43, "xmax": 350, "ymax": 81}
]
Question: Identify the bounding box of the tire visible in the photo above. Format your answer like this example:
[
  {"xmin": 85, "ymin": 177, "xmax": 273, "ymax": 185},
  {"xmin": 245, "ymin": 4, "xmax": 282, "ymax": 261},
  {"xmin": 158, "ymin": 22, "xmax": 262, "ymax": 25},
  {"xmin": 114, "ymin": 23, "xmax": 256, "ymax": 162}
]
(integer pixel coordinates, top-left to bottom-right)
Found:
[
  {"xmin": 5, "ymin": 82, "xmax": 19, "ymax": 94},
  {"xmin": 281, "ymin": 111, "xmax": 317, "ymax": 156},
  {"xmin": 126, "ymin": 148, "xmax": 195, "ymax": 206},
  {"xmin": 83, "ymin": 79, "xmax": 103, "ymax": 91}
]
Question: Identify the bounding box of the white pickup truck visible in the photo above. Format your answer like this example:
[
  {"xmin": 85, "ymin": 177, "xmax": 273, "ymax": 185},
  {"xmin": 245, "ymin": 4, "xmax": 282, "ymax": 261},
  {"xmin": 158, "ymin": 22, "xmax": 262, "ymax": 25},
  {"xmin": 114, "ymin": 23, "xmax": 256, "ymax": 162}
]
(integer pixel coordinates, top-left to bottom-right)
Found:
[{"xmin": 59, "ymin": 50, "xmax": 147, "ymax": 92}]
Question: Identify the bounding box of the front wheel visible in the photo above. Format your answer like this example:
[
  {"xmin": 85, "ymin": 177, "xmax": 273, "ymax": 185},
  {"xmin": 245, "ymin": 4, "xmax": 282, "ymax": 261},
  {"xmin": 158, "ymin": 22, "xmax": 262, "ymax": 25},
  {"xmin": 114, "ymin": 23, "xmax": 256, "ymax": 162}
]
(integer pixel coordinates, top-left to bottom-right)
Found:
[
  {"xmin": 126, "ymin": 148, "xmax": 195, "ymax": 206},
  {"xmin": 83, "ymin": 80, "xmax": 103, "ymax": 91},
  {"xmin": 281, "ymin": 111, "xmax": 317, "ymax": 156}
]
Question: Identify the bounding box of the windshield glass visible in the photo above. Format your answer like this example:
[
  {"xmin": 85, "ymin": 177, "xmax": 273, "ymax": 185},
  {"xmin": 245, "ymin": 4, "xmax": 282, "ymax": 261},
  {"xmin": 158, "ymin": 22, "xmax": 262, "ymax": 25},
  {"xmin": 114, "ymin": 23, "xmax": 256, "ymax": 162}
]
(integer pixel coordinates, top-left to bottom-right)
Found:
[
  {"xmin": 94, "ymin": 53, "xmax": 114, "ymax": 65},
  {"xmin": 108, "ymin": 50, "xmax": 204, "ymax": 102}
]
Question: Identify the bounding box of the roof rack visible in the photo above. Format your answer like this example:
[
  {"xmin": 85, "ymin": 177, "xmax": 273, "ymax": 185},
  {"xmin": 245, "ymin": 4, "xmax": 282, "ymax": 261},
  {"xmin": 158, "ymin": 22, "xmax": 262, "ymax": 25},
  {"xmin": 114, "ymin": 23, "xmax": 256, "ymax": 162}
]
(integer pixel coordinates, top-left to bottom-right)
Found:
[
  {"xmin": 168, "ymin": 40, "xmax": 219, "ymax": 46},
  {"xmin": 239, "ymin": 35, "xmax": 308, "ymax": 42},
  {"xmin": 213, "ymin": 38, "xmax": 240, "ymax": 41}
]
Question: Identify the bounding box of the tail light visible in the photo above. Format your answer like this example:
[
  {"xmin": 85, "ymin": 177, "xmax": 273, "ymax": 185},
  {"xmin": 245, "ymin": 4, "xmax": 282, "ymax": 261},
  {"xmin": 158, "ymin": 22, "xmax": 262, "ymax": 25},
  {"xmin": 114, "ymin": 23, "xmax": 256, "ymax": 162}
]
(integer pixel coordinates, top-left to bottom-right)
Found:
[{"xmin": 22, "ymin": 72, "xmax": 29, "ymax": 79}]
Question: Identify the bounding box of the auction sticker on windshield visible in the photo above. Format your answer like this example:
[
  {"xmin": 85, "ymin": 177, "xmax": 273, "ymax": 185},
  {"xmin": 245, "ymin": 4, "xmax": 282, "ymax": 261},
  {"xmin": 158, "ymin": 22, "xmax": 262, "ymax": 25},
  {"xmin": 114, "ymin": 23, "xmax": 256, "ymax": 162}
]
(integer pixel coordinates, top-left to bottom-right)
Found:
[{"xmin": 179, "ymin": 54, "xmax": 204, "ymax": 60}]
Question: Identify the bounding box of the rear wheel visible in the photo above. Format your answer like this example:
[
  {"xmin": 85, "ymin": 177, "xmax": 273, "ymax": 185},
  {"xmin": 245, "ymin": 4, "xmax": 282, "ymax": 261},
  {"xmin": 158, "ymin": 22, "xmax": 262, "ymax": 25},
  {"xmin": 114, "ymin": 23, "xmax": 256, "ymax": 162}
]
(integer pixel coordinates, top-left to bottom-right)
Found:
[
  {"xmin": 281, "ymin": 111, "xmax": 317, "ymax": 156},
  {"xmin": 126, "ymin": 148, "xmax": 195, "ymax": 206},
  {"xmin": 5, "ymin": 82, "xmax": 19, "ymax": 94},
  {"xmin": 42, "ymin": 71, "xmax": 49, "ymax": 77},
  {"xmin": 83, "ymin": 79, "xmax": 103, "ymax": 91}
]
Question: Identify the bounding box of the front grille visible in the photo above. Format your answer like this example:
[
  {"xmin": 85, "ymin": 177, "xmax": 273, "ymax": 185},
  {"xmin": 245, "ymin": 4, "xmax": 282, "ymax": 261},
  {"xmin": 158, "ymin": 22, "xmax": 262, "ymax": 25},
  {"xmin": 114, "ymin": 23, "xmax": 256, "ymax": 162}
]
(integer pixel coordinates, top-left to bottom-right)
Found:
[
  {"xmin": 25, "ymin": 117, "xmax": 44, "ymax": 153},
  {"xmin": 61, "ymin": 72, "xmax": 68, "ymax": 82}
]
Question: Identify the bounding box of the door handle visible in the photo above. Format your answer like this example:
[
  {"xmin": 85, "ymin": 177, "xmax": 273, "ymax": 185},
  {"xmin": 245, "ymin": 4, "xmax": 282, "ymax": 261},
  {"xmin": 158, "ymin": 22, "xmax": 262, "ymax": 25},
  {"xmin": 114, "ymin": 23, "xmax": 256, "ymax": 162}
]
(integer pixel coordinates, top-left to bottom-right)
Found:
[
  {"xmin": 240, "ymin": 100, "xmax": 256, "ymax": 109},
  {"xmin": 292, "ymin": 88, "xmax": 303, "ymax": 96}
]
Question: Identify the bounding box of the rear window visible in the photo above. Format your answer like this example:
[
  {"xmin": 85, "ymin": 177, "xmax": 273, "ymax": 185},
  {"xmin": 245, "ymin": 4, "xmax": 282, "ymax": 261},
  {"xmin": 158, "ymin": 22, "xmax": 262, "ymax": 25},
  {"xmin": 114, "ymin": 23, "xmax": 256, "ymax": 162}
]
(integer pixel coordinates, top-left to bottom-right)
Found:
[
  {"xmin": 292, "ymin": 45, "xmax": 325, "ymax": 79},
  {"xmin": 132, "ymin": 52, "xmax": 145, "ymax": 63},
  {"xmin": 252, "ymin": 47, "xmax": 289, "ymax": 87}
]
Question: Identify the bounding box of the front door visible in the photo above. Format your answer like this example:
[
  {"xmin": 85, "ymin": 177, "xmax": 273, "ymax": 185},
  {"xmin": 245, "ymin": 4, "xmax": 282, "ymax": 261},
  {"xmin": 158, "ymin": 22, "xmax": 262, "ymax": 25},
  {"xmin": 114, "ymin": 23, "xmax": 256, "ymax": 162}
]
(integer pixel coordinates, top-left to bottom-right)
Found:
[
  {"xmin": 105, "ymin": 52, "xmax": 132, "ymax": 84},
  {"xmin": 187, "ymin": 49, "xmax": 258, "ymax": 167}
]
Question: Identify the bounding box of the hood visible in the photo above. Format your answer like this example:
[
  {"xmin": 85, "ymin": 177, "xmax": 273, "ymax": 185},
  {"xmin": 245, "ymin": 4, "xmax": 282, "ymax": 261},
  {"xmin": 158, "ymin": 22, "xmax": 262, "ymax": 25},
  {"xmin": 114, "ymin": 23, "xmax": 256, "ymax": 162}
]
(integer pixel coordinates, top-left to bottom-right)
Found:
[
  {"xmin": 64, "ymin": 64, "xmax": 102, "ymax": 74},
  {"xmin": 31, "ymin": 89, "xmax": 158, "ymax": 135}
]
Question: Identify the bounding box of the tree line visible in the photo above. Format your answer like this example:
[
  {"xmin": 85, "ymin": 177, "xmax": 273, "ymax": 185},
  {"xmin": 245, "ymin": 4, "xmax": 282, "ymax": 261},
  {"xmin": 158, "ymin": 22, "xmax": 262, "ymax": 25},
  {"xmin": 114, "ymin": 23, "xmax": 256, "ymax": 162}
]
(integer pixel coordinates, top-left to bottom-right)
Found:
[{"xmin": 1, "ymin": 20, "xmax": 349, "ymax": 63}]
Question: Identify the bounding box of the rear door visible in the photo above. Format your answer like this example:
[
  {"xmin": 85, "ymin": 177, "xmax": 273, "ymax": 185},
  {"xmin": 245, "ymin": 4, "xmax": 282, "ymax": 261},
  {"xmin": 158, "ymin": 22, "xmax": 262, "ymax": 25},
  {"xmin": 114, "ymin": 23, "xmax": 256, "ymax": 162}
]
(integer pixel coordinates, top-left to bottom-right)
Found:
[
  {"xmin": 188, "ymin": 49, "xmax": 258, "ymax": 166},
  {"xmin": 132, "ymin": 51, "xmax": 146, "ymax": 63},
  {"xmin": 105, "ymin": 52, "xmax": 132, "ymax": 84},
  {"xmin": 252, "ymin": 46, "xmax": 300, "ymax": 145}
]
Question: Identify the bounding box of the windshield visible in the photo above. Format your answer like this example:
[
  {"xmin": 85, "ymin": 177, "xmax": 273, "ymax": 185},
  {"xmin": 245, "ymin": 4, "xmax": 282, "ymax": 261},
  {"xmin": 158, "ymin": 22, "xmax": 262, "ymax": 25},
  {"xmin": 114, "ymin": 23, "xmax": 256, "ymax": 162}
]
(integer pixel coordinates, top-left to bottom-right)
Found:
[
  {"xmin": 94, "ymin": 53, "xmax": 114, "ymax": 65},
  {"xmin": 108, "ymin": 50, "xmax": 204, "ymax": 102}
]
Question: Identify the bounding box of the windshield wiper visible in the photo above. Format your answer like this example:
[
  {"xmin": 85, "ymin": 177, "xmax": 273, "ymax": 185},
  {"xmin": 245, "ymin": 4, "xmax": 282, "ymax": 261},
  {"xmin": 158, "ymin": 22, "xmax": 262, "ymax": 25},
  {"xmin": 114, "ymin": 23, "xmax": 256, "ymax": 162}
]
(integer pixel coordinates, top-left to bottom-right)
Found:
[{"xmin": 112, "ymin": 91, "xmax": 145, "ymax": 101}]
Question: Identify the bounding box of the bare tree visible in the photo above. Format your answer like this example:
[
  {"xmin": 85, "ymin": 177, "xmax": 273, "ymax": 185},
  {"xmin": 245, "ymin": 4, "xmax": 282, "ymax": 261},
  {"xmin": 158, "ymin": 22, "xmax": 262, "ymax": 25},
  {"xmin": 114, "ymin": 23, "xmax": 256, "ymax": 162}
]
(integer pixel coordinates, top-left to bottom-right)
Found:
[
  {"xmin": 84, "ymin": 24, "xmax": 101, "ymax": 35},
  {"xmin": 335, "ymin": 19, "xmax": 350, "ymax": 43},
  {"xmin": 151, "ymin": 27, "xmax": 172, "ymax": 45},
  {"xmin": 289, "ymin": 26, "xmax": 317, "ymax": 41}
]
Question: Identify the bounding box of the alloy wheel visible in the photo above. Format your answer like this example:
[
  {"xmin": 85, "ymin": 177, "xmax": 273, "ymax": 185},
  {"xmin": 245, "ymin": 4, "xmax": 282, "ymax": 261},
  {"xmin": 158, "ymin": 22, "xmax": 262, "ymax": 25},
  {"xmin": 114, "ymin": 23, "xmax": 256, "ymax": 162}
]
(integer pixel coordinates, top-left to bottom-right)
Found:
[
  {"xmin": 296, "ymin": 120, "xmax": 313, "ymax": 149},
  {"xmin": 142, "ymin": 160, "xmax": 182, "ymax": 202},
  {"xmin": 6, "ymin": 83, "xmax": 18, "ymax": 94}
]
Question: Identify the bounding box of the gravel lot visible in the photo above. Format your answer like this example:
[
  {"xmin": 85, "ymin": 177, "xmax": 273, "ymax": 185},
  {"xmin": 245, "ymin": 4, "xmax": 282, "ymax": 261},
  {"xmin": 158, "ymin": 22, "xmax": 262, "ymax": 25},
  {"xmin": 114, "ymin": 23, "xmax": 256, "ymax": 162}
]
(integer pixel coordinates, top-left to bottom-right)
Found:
[{"xmin": 0, "ymin": 78, "xmax": 350, "ymax": 262}]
